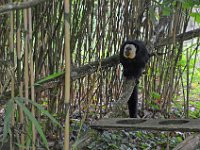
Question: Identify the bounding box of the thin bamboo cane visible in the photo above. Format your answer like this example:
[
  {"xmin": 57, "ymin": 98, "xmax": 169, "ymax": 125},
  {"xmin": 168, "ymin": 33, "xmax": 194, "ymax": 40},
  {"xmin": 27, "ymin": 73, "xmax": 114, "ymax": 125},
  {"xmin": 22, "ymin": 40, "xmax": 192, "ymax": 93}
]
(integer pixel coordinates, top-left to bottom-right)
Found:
[
  {"xmin": 9, "ymin": 3, "xmax": 15, "ymax": 149},
  {"xmin": 64, "ymin": 0, "xmax": 70, "ymax": 149}
]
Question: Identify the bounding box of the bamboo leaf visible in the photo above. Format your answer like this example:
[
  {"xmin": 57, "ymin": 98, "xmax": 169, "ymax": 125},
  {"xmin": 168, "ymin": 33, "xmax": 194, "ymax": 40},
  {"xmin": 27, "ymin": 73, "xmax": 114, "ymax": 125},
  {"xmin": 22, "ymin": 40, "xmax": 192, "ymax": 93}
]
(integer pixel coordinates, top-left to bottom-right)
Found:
[
  {"xmin": 1, "ymin": 99, "xmax": 14, "ymax": 147},
  {"xmin": 190, "ymin": 12, "xmax": 200, "ymax": 24},
  {"xmin": 15, "ymin": 98, "xmax": 49, "ymax": 149},
  {"xmin": 35, "ymin": 72, "xmax": 64, "ymax": 85},
  {"xmin": 151, "ymin": 92, "xmax": 161, "ymax": 99},
  {"xmin": 17, "ymin": 97, "xmax": 62, "ymax": 128}
]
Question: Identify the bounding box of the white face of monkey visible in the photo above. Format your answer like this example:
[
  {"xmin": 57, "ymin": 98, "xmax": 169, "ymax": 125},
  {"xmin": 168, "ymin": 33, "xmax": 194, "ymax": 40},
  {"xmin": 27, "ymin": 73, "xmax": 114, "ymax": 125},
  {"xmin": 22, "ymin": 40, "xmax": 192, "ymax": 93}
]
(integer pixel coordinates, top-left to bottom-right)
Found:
[{"xmin": 123, "ymin": 44, "xmax": 136, "ymax": 59}]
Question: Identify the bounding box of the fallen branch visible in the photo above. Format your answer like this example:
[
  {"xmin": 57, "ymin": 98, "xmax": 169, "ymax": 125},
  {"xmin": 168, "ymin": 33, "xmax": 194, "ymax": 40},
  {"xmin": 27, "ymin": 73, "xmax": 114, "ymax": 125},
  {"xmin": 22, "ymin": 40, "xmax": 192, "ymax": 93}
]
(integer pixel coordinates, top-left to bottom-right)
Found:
[
  {"xmin": 35, "ymin": 54, "xmax": 119, "ymax": 91},
  {"xmin": 105, "ymin": 77, "xmax": 136, "ymax": 117},
  {"xmin": 156, "ymin": 28, "xmax": 200, "ymax": 47},
  {"xmin": 0, "ymin": 55, "xmax": 119, "ymax": 104}
]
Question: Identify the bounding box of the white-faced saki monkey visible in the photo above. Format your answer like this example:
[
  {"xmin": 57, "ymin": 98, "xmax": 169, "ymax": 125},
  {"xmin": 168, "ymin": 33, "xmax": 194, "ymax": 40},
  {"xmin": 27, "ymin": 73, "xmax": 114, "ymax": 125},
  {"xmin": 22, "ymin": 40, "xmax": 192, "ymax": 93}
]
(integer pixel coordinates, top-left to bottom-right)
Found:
[{"xmin": 120, "ymin": 40, "xmax": 150, "ymax": 118}]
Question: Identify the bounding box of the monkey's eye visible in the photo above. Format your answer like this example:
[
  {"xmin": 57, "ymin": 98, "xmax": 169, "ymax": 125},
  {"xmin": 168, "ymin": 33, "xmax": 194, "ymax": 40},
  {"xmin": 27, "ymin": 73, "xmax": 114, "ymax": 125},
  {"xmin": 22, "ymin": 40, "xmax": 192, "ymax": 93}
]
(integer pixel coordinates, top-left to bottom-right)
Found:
[{"xmin": 126, "ymin": 46, "xmax": 132, "ymax": 51}]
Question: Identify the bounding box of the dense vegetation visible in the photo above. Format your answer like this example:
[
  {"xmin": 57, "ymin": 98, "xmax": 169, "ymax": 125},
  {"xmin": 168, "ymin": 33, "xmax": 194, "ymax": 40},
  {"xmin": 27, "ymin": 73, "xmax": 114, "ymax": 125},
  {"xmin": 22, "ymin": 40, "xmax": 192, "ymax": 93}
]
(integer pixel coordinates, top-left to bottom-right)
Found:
[{"xmin": 0, "ymin": 0, "xmax": 200, "ymax": 149}]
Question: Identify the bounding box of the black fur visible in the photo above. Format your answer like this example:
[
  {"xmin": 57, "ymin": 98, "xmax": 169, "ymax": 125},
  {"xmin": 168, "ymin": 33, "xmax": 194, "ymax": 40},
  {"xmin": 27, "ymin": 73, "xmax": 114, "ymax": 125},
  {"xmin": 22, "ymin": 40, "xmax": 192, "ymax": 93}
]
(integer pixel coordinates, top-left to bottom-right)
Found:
[{"xmin": 120, "ymin": 40, "xmax": 150, "ymax": 118}]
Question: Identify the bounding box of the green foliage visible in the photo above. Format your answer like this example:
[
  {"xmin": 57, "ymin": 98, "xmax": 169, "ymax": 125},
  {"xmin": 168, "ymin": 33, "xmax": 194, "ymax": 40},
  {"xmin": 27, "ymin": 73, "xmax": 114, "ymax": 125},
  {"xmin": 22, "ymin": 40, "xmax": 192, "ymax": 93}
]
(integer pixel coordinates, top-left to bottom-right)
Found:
[
  {"xmin": 189, "ymin": 101, "xmax": 200, "ymax": 118},
  {"xmin": 18, "ymin": 97, "xmax": 62, "ymax": 128},
  {"xmin": 153, "ymin": 0, "xmax": 200, "ymax": 17},
  {"xmin": 1, "ymin": 99, "xmax": 14, "ymax": 148},
  {"xmin": 35, "ymin": 71, "xmax": 64, "ymax": 85},
  {"xmin": 190, "ymin": 12, "xmax": 200, "ymax": 24},
  {"xmin": 158, "ymin": 0, "xmax": 200, "ymax": 7},
  {"xmin": 2, "ymin": 97, "xmax": 62, "ymax": 149},
  {"xmin": 15, "ymin": 99, "xmax": 48, "ymax": 148},
  {"xmin": 151, "ymin": 91, "xmax": 161, "ymax": 100},
  {"xmin": 162, "ymin": 7, "xmax": 172, "ymax": 16},
  {"xmin": 85, "ymin": 130, "xmax": 184, "ymax": 149},
  {"xmin": 87, "ymin": 130, "xmax": 132, "ymax": 150},
  {"xmin": 146, "ymin": 92, "xmax": 161, "ymax": 110},
  {"xmin": 181, "ymin": 0, "xmax": 200, "ymax": 7},
  {"xmin": 172, "ymin": 44, "xmax": 200, "ymax": 118}
]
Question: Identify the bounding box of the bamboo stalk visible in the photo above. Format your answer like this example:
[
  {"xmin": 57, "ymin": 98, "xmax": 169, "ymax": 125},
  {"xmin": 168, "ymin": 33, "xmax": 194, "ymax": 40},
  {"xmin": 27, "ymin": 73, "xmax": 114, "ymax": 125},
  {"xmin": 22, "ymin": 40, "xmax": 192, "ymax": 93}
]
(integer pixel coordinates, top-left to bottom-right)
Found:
[
  {"xmin": 23, "ymin": 2, "xmax": 29, "ymax": 149},
  {"xmin": 27, "ymin": 3, "xmax": 36, "ymax": 149},
  {"xmin": 16, "ymin": 7, "xmax": 25, "ymax": 149},
  {"xmin": 64, "ymin": 0, "xmax": 70, "ymax": 149},
  {"xmin": 9, "ymin": 1, "xmax": 15, "ymax": 148},
  {"xmin": 19, "ymin": 82, "xmax": 25, "ymax": 150}
]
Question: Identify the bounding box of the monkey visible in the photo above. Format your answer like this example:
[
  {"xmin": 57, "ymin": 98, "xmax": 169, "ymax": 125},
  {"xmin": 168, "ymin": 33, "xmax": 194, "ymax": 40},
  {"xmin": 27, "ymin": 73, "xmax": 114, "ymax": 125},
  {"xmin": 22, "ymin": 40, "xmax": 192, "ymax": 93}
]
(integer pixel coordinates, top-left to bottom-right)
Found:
[{"xmin": 120, "ymin": 40, "xmax": 150, "ymax": 118}]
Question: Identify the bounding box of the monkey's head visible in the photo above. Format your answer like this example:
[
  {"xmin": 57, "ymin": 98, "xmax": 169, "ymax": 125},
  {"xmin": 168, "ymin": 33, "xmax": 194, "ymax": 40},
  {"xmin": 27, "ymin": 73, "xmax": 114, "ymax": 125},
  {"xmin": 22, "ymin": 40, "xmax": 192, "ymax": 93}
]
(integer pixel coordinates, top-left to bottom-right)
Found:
[
  {"xmin": 123, "ymin": 44, "xmax": 137, "ymax": 59},
  {"xmin": 120, "ymin": 40, "xmax": 141, "ymax": 61}
]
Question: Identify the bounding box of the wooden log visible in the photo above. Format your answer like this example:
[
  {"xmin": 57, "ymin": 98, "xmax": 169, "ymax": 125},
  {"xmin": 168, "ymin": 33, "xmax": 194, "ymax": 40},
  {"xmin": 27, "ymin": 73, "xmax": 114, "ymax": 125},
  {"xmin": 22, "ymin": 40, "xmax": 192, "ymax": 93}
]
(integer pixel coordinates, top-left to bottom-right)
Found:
[
  {"xmin": 173, "ymin": 134, "xmax": 200, "ymax": 150},
  {"xmin": 91, "ymin": 118, "xmax": 200, "ymax": 132}
]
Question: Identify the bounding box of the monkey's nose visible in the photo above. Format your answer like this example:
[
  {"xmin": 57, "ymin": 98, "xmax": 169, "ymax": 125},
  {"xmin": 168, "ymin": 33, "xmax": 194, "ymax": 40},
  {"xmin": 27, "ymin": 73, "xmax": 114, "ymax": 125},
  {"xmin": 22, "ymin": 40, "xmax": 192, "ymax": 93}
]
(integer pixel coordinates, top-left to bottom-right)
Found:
[{"xmin": 125, "ymin": 50, "xmax": 130, "ymax": 56}]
